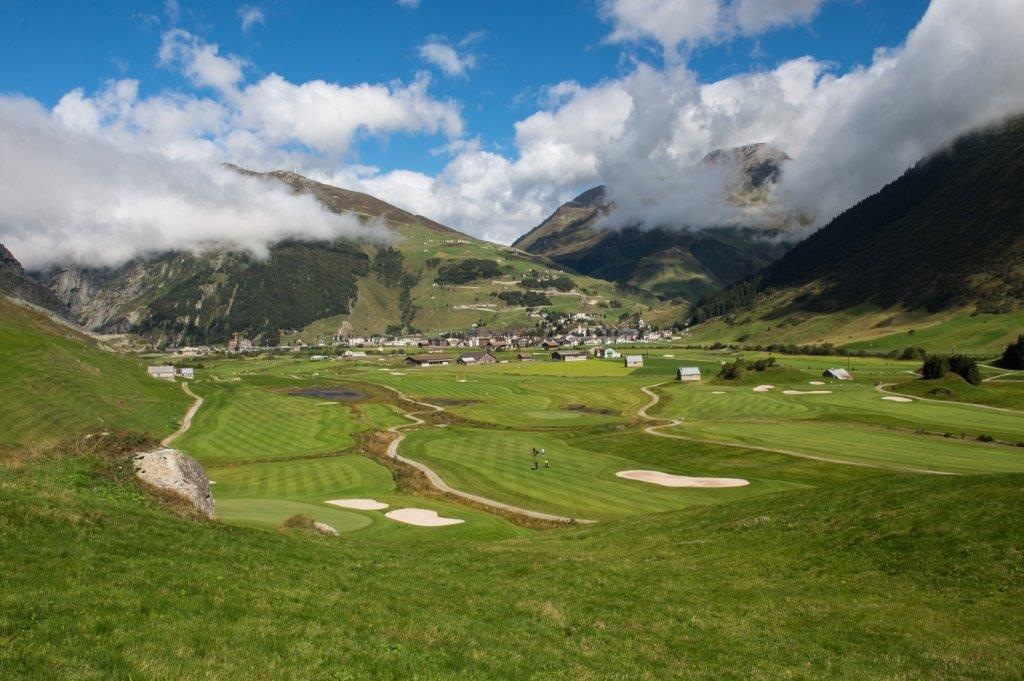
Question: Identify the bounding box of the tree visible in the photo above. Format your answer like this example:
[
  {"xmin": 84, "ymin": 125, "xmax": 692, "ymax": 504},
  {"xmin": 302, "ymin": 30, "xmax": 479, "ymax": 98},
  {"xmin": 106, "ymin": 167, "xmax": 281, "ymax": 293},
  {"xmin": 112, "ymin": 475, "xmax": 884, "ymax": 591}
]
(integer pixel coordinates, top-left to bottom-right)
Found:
[
  {"xmin": 948, "ymin": 354, "xmax": 982, "ymax": 385},
  {"xmin": 921, "ymin": 355, "xmax": 949, "ymax": 379},
  {"xmin": 997, "ymin": 334, "xmax": 1024, "ymax": 370},
  {"xmin": 717, "ymin": 358, "xmax": 746, "ymax": 380}
]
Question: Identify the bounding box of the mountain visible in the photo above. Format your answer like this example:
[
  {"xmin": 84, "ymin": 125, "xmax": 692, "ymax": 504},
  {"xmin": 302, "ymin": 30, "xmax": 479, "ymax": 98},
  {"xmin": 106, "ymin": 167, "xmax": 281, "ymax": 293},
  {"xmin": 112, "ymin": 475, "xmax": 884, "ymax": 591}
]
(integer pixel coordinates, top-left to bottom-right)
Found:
[
  {"xmin": 513, "ymin": 143, "xmax": 794, "ymax": 303},
  {"xmin": 0, "ymin": 243, "xmax": 68, "ymax": 315},
  {"xmin": 687, "ymin": 115, "xmax": 1024, "ymax": 348},
  {"xmin": 38, "ymin": 171, "xmax": 662, "ymax": 346}
]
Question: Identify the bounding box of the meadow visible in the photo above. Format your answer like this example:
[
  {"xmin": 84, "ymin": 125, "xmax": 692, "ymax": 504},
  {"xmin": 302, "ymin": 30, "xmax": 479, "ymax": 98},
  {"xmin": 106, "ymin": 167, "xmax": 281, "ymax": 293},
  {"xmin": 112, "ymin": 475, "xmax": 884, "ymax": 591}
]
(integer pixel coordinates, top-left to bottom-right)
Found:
[{"xmin": 4, "ymin": 302, "xmax": 1024, "ymax": 678}]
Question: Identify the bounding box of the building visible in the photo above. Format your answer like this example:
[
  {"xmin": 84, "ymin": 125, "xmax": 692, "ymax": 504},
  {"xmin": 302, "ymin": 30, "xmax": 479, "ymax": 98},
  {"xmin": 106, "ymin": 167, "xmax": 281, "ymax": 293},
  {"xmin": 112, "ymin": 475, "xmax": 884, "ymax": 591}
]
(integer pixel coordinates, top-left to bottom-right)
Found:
[
  {"xmin": 147, "ymin": 365, "xmax": 176, "ymax": 380},
  {"xmin": 541, "ymin": 340, "xmax": 560, "ymax": 350},
  {"xmin": 405, "ymin": 354, "xmax": 454, "ymax": 367},
  {"xmin": 676, "ymin": 367, "xmax": 701, "ymax": 382},
  {"xmin": 594, "ymin": 347, "xmax": 620, "ymax": 359},
  {"xmin": 458, "ymin": 352, "xmax": 498, "ymax": 366},
  {"xmin": 824, "ymin": 368, "xmax": 853, "ymax": 380},
  {"xmin": 174, "ymin": 367, "xmax": 194, "ymax": 380},
  {"xmin": 342, "ymin": 350, "xmax": 367, "ymax": 358},
  {"xmin": 310, "ymin": 355, "xmax": 329, "ymax": 361},
  {"xmin": 552, "ymin": 350, "xmax": 588, "ymax": 362},
  {"xmin": 624, "ymin": 355, "xmax": 644, "ymax": 368},
  {"xmin": 227, "ymin": 333, "xmax": 253, "ymax": 353},
  {"xmin": 517, "ymin": 353, "xmax": 535, "ymax": 362}
]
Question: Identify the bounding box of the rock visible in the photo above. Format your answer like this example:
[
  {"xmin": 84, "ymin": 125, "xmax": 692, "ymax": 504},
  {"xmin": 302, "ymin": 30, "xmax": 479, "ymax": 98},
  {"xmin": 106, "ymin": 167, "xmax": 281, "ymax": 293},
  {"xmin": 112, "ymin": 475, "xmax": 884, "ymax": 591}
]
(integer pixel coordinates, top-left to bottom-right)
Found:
[
  {"xmin": 314, "ymin": 522, "xmax": 340, "ymax": 537},
  {"xmin": 133, "ymin": 448, "xmax": 214, "ymax": 518}
]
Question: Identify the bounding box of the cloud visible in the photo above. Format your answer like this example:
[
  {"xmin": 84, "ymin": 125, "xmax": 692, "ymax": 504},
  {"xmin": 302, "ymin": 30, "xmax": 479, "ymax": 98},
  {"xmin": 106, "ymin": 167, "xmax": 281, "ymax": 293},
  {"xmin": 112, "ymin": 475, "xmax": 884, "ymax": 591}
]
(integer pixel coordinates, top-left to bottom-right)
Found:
[
  {"xmin": 397, "ymin": 0, "xmax": 420, "ymax": 8},
  {"xmin": 0, "ymin": 97, "xmax": 387, "ymax": 270},
  {"xmin": 419, "ymin": 38, "xmax": 477, "ymax": 78},
  {"xmin": 238, "ymin": 5, "xmax": 265, "ymax": 32},
  {"xmin": 159, "ymin": 29, "xmax": 246, "ymax": 93},
  {"xmin": 600, "ymin": 0, "xmax": 827, "ymax": 56}
]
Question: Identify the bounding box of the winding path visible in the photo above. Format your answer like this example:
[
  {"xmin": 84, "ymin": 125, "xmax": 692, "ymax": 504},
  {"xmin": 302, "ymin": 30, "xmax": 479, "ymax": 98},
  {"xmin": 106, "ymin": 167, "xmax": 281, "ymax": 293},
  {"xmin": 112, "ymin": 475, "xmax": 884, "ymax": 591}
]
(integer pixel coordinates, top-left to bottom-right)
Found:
[
  {"xmin": 875, "ymin": 382, "xmax": 1024, "ymax": 415},
  {"xmin": 161, "ymin": 382, "xmax": 203, "ymax": 447},
  {"xmin": 638, "ymin": 382, "xmax": 956, "ymax": 476},
  {"xmin": 379, "ymin": 385, "xmax": 596, "ymax": 524}
]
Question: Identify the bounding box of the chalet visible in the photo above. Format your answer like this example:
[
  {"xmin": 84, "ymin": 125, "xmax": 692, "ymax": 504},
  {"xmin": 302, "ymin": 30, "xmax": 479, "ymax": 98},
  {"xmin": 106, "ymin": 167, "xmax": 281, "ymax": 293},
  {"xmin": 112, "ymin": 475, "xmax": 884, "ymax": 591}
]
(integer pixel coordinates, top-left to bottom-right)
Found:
[
  {"xmin": 824, "ymin": 368, "xmax": 853, "ymax": 380},
  {"xmin": 458, "ymin": 352, "xmax": 498, "ymax": 366},
  {"xmin": 517, "ymin": 353, "xmax": 535, "ymax": 362},
  {"xmin": 405, "ymin": 354, "xmax": 454, "ymax": 367},
  {"xmin": 147, "ymin": 365, "xmax": 175, "ymax": 380},
  {"xmin": 541, "ymin": 340, "xmax": 560, "ymax": 350},
  {"xmin": 676, "ymin": 367, "xmax": 701, "ymax": 382},
  {"xmin": 624, "ymin": 355, "xmax": 644, "ymax": 368},
  {"xmin": 552, "ymin": 350, "xmax": 588, "ymax": 362},
  {"xmin": 594, "ymin": 347, "xmax": 620, "ymax": 359}
]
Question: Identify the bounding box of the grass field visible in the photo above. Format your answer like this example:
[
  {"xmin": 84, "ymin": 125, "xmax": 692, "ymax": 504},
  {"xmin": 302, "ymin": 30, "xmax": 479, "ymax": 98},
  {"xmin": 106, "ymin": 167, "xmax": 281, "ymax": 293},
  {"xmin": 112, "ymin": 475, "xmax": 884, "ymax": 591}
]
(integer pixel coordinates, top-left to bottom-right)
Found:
[
  {"xmin": 6, "ymin": 304, "xmax": 1024, "ymax": 678},
  {"xmin": 0, "ymin": 300, "xmax": 189, "ymax": 448}
]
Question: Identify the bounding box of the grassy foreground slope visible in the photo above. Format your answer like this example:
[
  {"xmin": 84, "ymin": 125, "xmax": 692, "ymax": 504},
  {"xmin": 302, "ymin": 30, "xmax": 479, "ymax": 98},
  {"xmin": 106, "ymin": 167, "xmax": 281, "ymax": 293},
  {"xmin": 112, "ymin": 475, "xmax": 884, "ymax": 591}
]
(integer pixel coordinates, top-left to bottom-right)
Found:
[
  {"xmin": 0, "ymin": 299, "xmax": 188, "ymax": 448},
  {"xmin": 2, "ymin": 444, "xmax": 1023, "ymax": 679}
]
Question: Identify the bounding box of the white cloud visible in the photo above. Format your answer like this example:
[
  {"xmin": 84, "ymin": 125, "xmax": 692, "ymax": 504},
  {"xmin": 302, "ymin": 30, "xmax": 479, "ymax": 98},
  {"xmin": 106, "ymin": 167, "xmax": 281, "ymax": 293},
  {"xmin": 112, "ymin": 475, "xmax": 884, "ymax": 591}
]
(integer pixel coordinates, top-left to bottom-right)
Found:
[
  {"xmin": 0, "ymin": 97, "xmax": 386, "ymax": 270},
  {"xmin": 601, "ymin": 0, "xmax": 828, "ymax": 56},
  {"xmin": 238, "ymin": 5, "xmax": 265, "ymax": 33},
  {"xmin": 159, "ymin": 29, "xmax": 246, "ymax": 93},
  {"xmin": 419, "ymin": 38, "xmax": 477, "ymax": 78}
]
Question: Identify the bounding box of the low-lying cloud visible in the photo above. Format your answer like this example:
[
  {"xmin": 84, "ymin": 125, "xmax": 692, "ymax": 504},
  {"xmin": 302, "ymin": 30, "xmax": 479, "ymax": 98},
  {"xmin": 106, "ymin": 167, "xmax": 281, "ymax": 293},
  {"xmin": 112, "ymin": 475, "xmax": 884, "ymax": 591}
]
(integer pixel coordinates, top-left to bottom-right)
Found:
[{"xmin": 0, "ymin": 97, "xmax": 385, "ymax": 270}]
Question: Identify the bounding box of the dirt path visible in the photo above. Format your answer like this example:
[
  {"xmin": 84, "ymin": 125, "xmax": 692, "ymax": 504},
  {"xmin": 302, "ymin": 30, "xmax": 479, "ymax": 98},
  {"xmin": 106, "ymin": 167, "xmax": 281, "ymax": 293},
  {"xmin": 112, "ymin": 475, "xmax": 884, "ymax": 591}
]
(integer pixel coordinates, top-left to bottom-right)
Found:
[
  {"xmin": 162, "ymin": 382, "xmax": 203, "ymax": 447},
  {"xmin": 875, "ymin": 382, "xmax": 1024, "ymax": 415},
  {"xmin": 380, "ymin": 386, "xmax": 596, "ymax": 524},
  {"xmin": 638, "ymin": 382, "xmax": 956, "ymax": 476}
]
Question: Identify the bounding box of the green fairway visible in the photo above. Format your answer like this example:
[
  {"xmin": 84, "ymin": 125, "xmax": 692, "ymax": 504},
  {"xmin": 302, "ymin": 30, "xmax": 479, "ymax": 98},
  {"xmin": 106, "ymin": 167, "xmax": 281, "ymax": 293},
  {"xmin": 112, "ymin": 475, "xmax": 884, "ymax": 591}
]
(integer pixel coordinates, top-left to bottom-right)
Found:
[
  {"xmin": 0, "ymin": 300, "xmax": 189, "ymax": 448},
  {"xmin": 398, "ymin": 426, "xmax": 806, "ymax": 520},
  {"xmin": 208, "ymin": 454, "xmax": 526, "ymax": 539},
  {"xmin": 172, "ymin": 379, "xmax": 367, "ymax": 464}
]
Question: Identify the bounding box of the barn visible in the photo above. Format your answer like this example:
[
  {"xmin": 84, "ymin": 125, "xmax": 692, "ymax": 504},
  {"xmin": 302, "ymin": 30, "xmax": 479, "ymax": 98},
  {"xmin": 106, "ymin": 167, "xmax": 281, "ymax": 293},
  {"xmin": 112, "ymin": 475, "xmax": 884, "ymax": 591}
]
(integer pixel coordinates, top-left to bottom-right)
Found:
[
  {"xmin": 824, "ymin": 368, "xmax": 853, "ymax": 380},
  {"xmin": 624, "ymin": 355, "xmax": 643, "ymax": 368},
  {"xmin": 458, "ymin": 352, "xmax": 498, "ymax": 366},
  {"xmin": 676, "ymin": 367, "xmax": 701, "ymax": 382},
  {"xmin": 552, "ymin": 350, "xmax": 588, "ymax": 362},
  {"xmin": 405, "ymin": 355, "xmax": 454, "ymax": 367}
]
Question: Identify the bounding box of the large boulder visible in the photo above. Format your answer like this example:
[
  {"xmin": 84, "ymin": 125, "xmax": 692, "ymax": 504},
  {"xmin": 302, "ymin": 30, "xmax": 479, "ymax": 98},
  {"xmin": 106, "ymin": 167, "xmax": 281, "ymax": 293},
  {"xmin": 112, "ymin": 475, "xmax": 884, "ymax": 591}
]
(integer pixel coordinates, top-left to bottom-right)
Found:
[{"xmin": 133, "ymin": 448, "xmax": 214, "ymax": 518}]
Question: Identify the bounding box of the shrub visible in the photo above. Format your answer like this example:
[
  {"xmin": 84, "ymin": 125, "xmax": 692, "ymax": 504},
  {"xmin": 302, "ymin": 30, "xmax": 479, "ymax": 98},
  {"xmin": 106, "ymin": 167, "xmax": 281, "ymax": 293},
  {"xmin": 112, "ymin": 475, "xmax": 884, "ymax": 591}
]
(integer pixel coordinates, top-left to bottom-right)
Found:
[
  {"xmin": 997, "ymin": 334, "xmax": 1024, "ymax": 370},
  {"xmin": 899, "ymin": 346, "xmax": 928, "ymax": 361},
  {"xmin": 921, "ymin": 355, "xmax": 949, "ymax": 379},
  {"xmin": 948, "ymin": 354, "xmax": 982, "ymax": 385},
  {"xmin": 749, "ymin": 357, "xmax": 777, "ymax": 372},
  {"xmin": 717, "ymin": 358, "xmax": 746, "ymax": 380}
]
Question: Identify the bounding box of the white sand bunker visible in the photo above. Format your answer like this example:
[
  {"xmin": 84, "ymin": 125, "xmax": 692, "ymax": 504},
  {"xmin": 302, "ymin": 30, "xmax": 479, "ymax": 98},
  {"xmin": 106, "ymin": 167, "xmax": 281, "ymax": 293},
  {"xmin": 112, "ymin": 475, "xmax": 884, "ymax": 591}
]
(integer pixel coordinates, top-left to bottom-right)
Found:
[
  {"xmin": 712, "ymin": 391, "xmax": 726, "ymax": 395},
  {"xmin": 385, "ymin": 508, "xmax": 465, "ymax": 527},
  {"xmin": 783, "ymin": 390, "xmax": 833, "ymax": 395},
  {"xmin": 616, "ymin": 470, "xmax": 749, "ymax": 488},
  {"xmin": 752, "ymin": 385, "xmax": 775, "ymax": 392},
  {"xmin": 882, "ymin": 396, "xmax": 914, "ymax": 403},
  {"xmin": 809, "ymin": 381, "xmax": 826, "ymax": 385},
  {"xmin": 326, "ymin": 498, "xmax": 389, "ymax": 511},
  {"xmin": 390, "ymin": 372, "xmax": 406, "ymax": 376}
]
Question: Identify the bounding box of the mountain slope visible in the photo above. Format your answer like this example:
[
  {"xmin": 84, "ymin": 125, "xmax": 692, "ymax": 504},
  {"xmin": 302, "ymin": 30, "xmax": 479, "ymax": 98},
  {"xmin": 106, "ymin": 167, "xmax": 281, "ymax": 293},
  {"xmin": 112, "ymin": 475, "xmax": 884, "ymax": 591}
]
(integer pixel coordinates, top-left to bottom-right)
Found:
[
  {"xmin": 513, "ymin": 144, "xmax": 793, "ymax": 303},
  {"xmin": 38, "ymin": 171, "xmax": 659, "ymax": 345},
  {"xmin": 0, "ymin": 243, "xmax": 68, "ymax": 315},
  {"xmin": 690, "ymin": 115, "xmax": 1024, "ymax": 335}
]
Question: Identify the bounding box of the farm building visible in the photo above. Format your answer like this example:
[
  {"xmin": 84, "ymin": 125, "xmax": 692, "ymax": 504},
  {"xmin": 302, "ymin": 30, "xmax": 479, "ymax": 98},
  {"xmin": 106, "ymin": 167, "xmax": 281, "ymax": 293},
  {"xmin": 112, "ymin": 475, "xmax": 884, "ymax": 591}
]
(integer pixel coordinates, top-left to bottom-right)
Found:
[
  {"xmin": 624, "ymin": 355, "xmax": 643, "ymax": 368},
  {"xmin": 175, "ymin": 367, "xmax": 194, "ymax": 379},
  {"xmin": 552, "ymin": 350, "xmax": 588, "ymax": 362},
  {"xmin": 824, "ymin": 368, "xmax": 853, "ymax": 380},
  {"xmin": 594, "ymin": 347, "xmax": 620, "ymax": 359},
  {"xmin": 517, "ymin": 353, "xmax": 535, "ymax": 362},
  {"xmin": 541, "ymin": 340, "xmax": 560, "ymax": 350},
  {"xmin": 458, "ymin": 352, "xmax": 498, "ymax": 366},
  {"xmin": 147, "ymin": 365, "xmax": 175, "ymax": 380},
  {"xmin": 405, "ymin": 355, "xmax": 454, "ymax": 367},
  {"xmin": 676, "ymin": 367, "xmax": 701, "ymax": 381}
]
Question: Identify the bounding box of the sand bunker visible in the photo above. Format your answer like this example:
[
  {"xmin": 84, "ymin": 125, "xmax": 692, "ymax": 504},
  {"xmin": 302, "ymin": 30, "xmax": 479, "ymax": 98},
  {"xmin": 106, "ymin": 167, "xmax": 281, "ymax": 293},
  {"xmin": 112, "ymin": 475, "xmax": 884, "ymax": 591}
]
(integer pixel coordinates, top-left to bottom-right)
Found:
[
  {"xmin": 390, "ymin": 372, "xmax": 406, "ymax": 376},
  {"xmin": 616, "ymin": 470, "xmax": 749, "ymax": 488},
  {"xmin": 783, "ymin": 390, "xmax": 833, "ymax": 395},
  {"xmin": 326, "ymin": 498, "xmax": 389, "ymax": 511},
  {"xmin": 752, "ymin": 385, "xmax": 775, "ymax": 392},
  {"xmin": 882, "ymin": 396, "xmax": 914, "ymax": 403},
  {"xmin": 712, "ymin": 391, "xmax": 726, "ymax": 395},
  {"xmin": 385, "ymin": 508, "xmax": 465, "ymax": 527},
  {"xmin": 809, "ymin": 381, "xmax": 826, "ymax": 385}
]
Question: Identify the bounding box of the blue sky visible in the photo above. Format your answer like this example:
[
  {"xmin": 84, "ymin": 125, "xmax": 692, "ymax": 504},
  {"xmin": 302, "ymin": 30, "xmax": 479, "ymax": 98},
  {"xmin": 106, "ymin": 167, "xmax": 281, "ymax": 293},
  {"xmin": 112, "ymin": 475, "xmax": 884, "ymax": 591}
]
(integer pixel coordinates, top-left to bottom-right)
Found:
[
  {"xmin": 1, "ymin": 0, "xmax": 928, "ymax": 176},
  {"xmin": 3, "ymin": 0, "xmax": 1022, "ymax": 265}
]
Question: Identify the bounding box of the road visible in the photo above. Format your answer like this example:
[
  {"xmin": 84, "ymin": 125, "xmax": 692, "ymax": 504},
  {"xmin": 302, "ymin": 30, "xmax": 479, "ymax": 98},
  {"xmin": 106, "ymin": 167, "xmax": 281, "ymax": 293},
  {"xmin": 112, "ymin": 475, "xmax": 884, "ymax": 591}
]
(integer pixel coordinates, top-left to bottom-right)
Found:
[{"xmin": 161, "ymin": 382, "xmax": 203, "ymax": 447}]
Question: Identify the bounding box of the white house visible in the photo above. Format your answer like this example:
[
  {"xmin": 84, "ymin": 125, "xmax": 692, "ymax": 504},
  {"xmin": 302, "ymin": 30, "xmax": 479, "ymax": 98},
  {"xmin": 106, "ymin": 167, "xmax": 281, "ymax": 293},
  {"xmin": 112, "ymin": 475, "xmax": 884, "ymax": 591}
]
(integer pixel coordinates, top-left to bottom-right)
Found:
[
  {"xmin": 174, "ymin": 367, "xmax": 194, "ymax": 380},
  {"xmin": 624, "ymin": 355, "xmax": 644, "ymax": 368},
  {"xmin": 147, "ymin": 365, "xmax": 175, "ymax": 380},
  {"xmin": 676, "ymin": 367, "xmax": 701, "ymax": 382}
]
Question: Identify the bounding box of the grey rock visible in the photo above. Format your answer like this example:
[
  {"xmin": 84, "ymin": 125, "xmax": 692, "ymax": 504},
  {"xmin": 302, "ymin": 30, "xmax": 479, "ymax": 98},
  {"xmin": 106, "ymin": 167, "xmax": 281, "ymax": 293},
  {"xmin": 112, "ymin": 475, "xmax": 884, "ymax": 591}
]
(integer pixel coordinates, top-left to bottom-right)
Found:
[{"xmin": 133, "ymin": 448, "xmax": 214, "ymax": 518}]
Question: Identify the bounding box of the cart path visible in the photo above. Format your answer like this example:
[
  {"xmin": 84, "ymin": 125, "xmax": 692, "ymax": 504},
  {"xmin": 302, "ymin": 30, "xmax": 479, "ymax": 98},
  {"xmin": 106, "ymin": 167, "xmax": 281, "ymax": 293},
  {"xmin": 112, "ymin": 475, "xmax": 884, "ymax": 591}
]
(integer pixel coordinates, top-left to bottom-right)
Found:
[
  {"xmin": 162, "ymin": 382, "xmax": 203, "ymax": 447},
  {"xmin": 638, "ymin": 382, "xmax": 956, "ymax": 476},
  {"xmin": 380, "ymin": 386, "xmax": 597, "ymax": 524}
]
